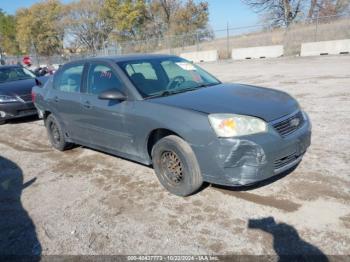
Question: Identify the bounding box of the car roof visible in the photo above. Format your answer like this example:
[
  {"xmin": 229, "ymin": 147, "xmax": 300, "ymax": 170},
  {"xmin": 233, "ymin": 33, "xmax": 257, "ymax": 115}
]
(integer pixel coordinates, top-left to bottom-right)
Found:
[{"xmin": 67, "ymin": 54, "xmax": 180, "ymax": 65}]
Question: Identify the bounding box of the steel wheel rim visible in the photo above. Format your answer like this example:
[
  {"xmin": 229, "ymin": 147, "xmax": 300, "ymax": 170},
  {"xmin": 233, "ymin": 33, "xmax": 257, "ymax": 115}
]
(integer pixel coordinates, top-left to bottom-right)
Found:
[
  {"xmin": 50, "ymin": 122, "xmax": 60, "ymax": 144},
  {"xmin": 160, "ymin": 151, "xmax": 184, "ymax": 185}
]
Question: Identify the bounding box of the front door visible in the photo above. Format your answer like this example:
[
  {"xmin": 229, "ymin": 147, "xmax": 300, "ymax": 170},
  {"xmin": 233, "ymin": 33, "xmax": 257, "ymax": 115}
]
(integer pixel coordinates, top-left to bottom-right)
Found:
[{"xmin": 80, "ymin": 62, "xmax": 134, "ymax": 154}]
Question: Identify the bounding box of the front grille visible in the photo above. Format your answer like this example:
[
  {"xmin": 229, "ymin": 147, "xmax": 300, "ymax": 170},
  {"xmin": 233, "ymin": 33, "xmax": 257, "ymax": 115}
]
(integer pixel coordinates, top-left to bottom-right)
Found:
[
  {"xmin": 19, "ymin": 94, "xmax": 32, "ymax": 102},
  {"xmin": 274, "ymin": 152, "xmax": 300, "ymax": 170},
  {"xmin": 272, "ymin": 111, "xmax": 304, "ymax": 137}
]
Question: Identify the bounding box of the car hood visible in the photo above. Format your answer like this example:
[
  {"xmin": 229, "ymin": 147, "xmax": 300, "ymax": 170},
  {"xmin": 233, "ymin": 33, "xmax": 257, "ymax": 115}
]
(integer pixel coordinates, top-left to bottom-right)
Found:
[
  {"xmin": 0, "ymin": 78, "xmax": 36, "ymax": 96},
  {"xmin": 149, "ymin": 83, "xmax": 300, "ymax": 122},
  {"xmin": 0, "ymin": 77, "xmax": 48, "ymax": 96}
]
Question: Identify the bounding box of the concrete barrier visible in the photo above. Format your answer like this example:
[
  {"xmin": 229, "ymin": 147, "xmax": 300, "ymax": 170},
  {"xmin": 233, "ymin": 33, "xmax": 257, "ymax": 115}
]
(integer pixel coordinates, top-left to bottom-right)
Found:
[
  {"xmin": 301, "ymin": 39, "xmax": 350, "ymax": 56},
  {"xmin": 232, "ymin": 45, "xmax": 284, "ymax": 60},
  {"xmin": 180, "ymin": 50, "xmax": 218, "ymax": 63}
]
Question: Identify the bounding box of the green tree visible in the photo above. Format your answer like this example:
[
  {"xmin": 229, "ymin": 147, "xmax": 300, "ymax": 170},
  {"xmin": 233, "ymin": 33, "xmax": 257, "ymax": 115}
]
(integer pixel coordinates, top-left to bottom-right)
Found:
[
  {"xmin": 0, "ymin": 9, "xmax": 20, "ymax": 55},
  {"xmin": 103, "ymin": 0, "xmax": 209, "ymax": 40},
  {"xmin": 16, "ymin": 0, "xmax": 63, "ymax": 56},
  {"xmin": 103, "ymin": 0, "xmax": 147, "ymax": 41},
  {"xmin": 171, "ymin": 0, "xmax": 209, "ymax": 35}
]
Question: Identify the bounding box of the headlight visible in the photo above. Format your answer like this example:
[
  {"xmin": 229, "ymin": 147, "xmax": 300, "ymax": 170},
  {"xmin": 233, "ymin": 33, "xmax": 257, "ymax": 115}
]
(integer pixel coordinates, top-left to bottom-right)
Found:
[
  {"xmin": 0, "ymin": 95, "xmax": 18, "ymax": 103},
  {"xmin": 208, "ymin": 114, "xmax": 267, "ymax": 138}
]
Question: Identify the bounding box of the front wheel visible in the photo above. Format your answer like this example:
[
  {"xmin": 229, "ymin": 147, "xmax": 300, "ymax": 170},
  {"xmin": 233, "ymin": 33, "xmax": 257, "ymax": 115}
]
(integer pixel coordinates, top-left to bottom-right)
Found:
[{"xmin": 152, "ymin": 135, "xmax": 203, "ymax": 196}]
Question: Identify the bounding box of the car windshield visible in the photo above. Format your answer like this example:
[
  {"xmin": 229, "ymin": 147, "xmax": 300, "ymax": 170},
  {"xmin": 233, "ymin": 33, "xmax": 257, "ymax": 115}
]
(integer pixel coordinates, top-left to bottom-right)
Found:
[
  {"xmin": 0, "ymin": 67, "xmax": 36, "ymax": 84},
  {"xmin": 117, "ymin": 57, "xmax": 221, "ymax": 98}
]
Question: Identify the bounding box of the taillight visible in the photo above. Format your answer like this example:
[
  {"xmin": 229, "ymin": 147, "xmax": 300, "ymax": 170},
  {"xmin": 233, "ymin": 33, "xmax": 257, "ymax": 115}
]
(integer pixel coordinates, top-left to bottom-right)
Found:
[{"xmin": 31, "ymin": 91, "xmax": 36, "ymax": 103}]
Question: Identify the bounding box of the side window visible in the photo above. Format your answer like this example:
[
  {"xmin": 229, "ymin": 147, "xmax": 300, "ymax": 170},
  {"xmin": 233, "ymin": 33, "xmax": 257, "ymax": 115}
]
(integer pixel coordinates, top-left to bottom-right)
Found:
[
  {"xmin": 125, "ymin": 63, "xmax": 158, "ymax": 80},
  {"xmin": 87, "ymin": 64, "xmax": 123, "ymax": 95},
  {"xmin": 54, "ymin": 64, "xmax": 84, "ymax": 93}
]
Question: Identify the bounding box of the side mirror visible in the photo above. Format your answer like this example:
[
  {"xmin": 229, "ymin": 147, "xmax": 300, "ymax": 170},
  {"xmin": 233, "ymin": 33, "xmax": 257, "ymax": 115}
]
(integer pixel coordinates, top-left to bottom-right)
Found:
[{"xmin": 98, "ymin": 89, "xmax": 126, "ymax": 101}]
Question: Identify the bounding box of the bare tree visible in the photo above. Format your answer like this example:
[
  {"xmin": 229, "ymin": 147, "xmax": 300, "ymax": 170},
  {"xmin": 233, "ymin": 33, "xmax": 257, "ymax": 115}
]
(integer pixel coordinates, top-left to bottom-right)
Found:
[
  {"xmin": 306, "ymin": 0, "xmax": 350, "ymax": 19},
  {"xmin": 307, "ymin": 0, "xmax": 318, "ymax": 18},
  {"xmin": 158, "ymin": 0, "xmax": 180, "ymax": 26},
  {"xmin": 318, "ymin": 0, "xmax": 350, "ymax": 16},
  {"xmin": 242, "ymin": 0, "xmax": 304, "ymax": 27},
  {"xmin": 63, "ymin": 0, "xmax": 113, "ymax": 53}
]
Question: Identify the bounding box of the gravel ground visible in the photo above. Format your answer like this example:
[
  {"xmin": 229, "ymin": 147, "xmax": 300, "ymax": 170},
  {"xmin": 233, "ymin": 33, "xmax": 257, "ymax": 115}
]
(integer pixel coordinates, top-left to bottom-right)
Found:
[{"xmin": 0, "ymin": 55, "xmax": 349, "ymax": 257}]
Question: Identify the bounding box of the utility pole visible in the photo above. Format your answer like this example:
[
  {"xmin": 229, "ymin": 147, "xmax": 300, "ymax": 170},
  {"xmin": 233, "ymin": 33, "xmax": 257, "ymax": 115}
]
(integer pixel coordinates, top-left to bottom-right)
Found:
[
  {"xmin": 315, "ymin": 10, "xmax": 319, "ymax": 42},
  {"xmin": 31, "ymin": 40, "xmax": 40, "ymax": 67},
  {"xmin": 196, "ymin": 31, "xmax": 200, "ymax": 52},
  {"xmin": 226, "ymin": 22, "xmax": 230, "ymax": 59}
]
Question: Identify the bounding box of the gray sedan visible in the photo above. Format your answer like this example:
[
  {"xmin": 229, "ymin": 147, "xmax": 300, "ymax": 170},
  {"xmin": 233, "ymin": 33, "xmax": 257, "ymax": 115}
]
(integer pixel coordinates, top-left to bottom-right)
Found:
[{"xmin": 33, "ymin": 54, "xmax": 311, "ymax": 196}]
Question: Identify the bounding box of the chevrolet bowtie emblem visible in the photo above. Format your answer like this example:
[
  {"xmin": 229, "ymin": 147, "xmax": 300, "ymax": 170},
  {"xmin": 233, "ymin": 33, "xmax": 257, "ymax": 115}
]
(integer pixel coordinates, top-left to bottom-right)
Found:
[{"xmin": 290, "ymin": 118, "xmax": 300, "ymax": 127}]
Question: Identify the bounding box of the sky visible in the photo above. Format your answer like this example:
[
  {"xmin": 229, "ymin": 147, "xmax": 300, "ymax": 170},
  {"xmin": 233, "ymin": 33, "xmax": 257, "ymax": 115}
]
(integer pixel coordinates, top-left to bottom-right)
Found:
[
  {"xmin": 0, "ymin": 0, "xmax": 259, "ymax": 30},
  {"xmin": 204, "ymin": 0, "xmax": 258, "ymax": 29}
]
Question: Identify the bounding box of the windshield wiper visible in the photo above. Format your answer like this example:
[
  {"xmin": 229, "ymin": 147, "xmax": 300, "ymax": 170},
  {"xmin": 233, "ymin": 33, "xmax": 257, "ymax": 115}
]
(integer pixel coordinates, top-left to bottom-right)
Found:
[
  {"xmin": 146, "ymin": 89, "xmax": 192, "ymax": 99},
  {"xmin": 146, "ymin": 83, "xmax": 220, "ymax": 99},
  {"xmin": 195, "ymin": 82, "xmax": 220, "ymax": 88},
  {"xmin": 145, "ymin": 90, "xmax": 173, "ymax": 99},
  {"xmin": 158, "ymin": 87, "xmax": 198, "ymax": 97}
]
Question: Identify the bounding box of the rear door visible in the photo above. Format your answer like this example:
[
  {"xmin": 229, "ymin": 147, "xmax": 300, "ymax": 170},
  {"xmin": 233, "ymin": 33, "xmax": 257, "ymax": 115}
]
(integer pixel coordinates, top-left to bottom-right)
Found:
[
  {"xmin": 47, "ymin": 62, "xmax": 87, "ymax": 142},
  {"xmin": 79, "ymin": 62, "xmax": 134, "ymax": 154}
]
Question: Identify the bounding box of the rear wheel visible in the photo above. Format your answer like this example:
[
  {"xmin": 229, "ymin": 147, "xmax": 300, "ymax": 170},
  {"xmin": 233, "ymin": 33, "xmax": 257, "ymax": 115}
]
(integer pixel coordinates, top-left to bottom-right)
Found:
[
  {"xmin": 152, "ymin": 135, "xmax": 203, "ymax": 196},
  {"xmin": 45, "ymin": 114, "xmax": 72, "ymax": 151}
]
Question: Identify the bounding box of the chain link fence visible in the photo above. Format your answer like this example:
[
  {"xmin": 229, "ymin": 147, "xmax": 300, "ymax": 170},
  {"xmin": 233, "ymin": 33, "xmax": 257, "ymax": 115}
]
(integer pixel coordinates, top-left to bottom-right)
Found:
[
  {"xmin": 3, "ymin": 14, "xmax": 350, "ymax": 67},
  {"xmin": 101, "ymin": 14, "xmax": 350, "ymax": 59}
]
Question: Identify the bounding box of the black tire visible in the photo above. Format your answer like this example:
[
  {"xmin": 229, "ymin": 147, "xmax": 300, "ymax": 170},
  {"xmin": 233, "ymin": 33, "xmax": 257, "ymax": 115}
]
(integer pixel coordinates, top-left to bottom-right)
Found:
[
  {"xmin": 0, "ymin": 120, "xmax": 5, "ymax": 125},
  {"xmin": 45, "ymin": 114, "xmax": 72, "ymax": 151},
  {"xmin": 152, "ymin": 135, "xmax": 203, "ymax": 196}
]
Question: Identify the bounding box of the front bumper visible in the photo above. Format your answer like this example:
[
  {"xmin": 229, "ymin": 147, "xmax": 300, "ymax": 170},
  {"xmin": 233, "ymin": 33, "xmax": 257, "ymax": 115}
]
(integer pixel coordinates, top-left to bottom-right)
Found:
[
  {"xmin": 0, "ymin": 101, "xmax": 37, "ymax": 122},
  {"xmin": 192, "ymin": 114, "xmax": 312, "ymax": 186}
]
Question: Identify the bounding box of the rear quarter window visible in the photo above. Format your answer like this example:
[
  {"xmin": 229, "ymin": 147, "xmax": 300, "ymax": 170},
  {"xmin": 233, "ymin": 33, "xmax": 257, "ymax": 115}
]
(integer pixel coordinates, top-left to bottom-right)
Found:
[{"xmin": 54, "ymin": 64, "xmax": 84, "ymax": 93}]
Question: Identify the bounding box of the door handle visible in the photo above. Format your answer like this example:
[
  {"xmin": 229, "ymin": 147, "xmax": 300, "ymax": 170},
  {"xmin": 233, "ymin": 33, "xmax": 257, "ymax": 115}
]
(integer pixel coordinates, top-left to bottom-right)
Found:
[
  {"xmin": 83, "ymin": 101, "xmax": 91, "ymax": 109},
  {"xmin": 54, "ymin": 96, "xmax": 59, "ymax": 102}
]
